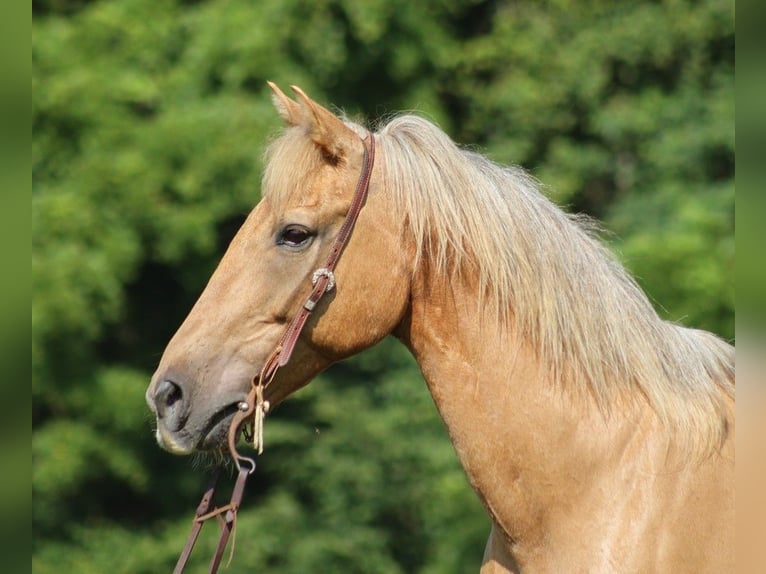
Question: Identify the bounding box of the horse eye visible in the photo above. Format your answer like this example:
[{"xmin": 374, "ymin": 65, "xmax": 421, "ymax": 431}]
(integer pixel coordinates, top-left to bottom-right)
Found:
[{"xmin": 278, "ymin": 225, "xmax": 313, "ymax": 248}]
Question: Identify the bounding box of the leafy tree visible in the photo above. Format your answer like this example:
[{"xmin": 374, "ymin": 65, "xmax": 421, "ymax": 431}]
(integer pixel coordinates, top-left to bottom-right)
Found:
[
  {"xmin": 447, "ymin": 0, "xmax": 734, "ymax": 338},
  {"xmin": 33, "ymin": 1, "xmax": 733, "ymax": 572}
]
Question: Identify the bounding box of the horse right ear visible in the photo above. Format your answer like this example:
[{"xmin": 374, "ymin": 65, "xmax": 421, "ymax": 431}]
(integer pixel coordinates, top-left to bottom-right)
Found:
[{"xmin": 268, "ymin": 81, "xmax": 303, "ymax": 126}]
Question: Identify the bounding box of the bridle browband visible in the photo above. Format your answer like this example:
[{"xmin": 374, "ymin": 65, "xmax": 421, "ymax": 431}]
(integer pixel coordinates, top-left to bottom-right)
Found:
[{"xmin": 173, "ymin": 133, "xmax": 376, "ymax": 573}]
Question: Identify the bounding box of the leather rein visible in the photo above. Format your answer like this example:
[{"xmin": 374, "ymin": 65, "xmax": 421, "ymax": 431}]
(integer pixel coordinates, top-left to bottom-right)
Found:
[{"xmin": 172, "ymin": 134, "xmax": 376, "ymax": 573}]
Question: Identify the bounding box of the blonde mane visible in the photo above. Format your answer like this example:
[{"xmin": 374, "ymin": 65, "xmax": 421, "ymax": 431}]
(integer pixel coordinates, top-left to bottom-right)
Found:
[
  {"xmin": 377, "ymin": 115, "xmax": 734, "ymax": 447},
  {"xmin": 265, "ymin": 114, "xmax": 735, "ymax": 450}
]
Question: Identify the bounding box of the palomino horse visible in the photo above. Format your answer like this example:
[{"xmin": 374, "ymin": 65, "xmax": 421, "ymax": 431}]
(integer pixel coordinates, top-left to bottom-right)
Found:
[{"xmin": 147, "ymin": 84, "xmax": 735, "ymax": 572}]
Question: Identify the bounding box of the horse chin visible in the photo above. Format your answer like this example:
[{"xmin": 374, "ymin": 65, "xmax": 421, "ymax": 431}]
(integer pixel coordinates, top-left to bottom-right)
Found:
[{"xmin": 196, "ymin": 402, "xmax": 241, "ymax": 451}]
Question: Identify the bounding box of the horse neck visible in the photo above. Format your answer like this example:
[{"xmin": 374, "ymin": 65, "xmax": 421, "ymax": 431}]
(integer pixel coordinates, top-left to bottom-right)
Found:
[{"xmin": 394, "ymin": 268, "xmax": 647, "ymax": 547}]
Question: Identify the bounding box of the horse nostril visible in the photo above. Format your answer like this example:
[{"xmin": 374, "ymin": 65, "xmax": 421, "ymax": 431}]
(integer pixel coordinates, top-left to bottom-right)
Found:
[{"xmin": 154, "ymin": 380, "xmax": 184, "ymax": 424}]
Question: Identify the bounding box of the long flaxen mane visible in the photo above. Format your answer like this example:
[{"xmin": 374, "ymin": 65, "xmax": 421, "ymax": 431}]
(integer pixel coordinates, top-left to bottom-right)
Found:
[{"xmin": 264, "ymin": 114, "xmax": 734, "ymax": 452}]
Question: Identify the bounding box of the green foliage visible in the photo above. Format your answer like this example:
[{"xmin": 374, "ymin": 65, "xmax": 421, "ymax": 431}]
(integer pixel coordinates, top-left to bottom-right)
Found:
[
  {"xmin": 446, "ymin": 0, "xmax": 734, "ymax": 339},
  {"xmin": 33, "ymin": 0, "xmax": 733, "ymax": 572}
]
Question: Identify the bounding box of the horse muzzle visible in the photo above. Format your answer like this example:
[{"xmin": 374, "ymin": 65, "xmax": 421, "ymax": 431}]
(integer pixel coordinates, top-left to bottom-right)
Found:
[{"xmin": 146, "ymin": 374, "xmax": 247, "ymax": 454}]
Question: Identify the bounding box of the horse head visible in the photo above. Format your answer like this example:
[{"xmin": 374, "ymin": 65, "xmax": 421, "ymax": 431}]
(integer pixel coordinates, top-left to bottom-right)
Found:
[{"xmin": 146, "ymin": 84, "xmax": 411, "ymax": 454}]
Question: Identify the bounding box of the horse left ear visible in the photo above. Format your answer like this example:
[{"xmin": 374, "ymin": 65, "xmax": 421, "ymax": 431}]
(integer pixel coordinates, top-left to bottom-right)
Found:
[{"xmin": 290, "ymin": 85, "xmax": 359, "ymax": 162}]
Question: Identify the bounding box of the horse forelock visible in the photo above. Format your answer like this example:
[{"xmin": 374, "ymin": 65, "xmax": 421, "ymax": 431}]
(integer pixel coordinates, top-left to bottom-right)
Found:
[
  {"xmin": 262, "ymin": 120, "xmax": 371, "ymax": 208},
  {"xmin": 261, "ymin": 128, "xmax": 326, "ymax": 208},
  {"xmin": 261, "ymin": 113, "xmax": 734, "ymax": 454}
]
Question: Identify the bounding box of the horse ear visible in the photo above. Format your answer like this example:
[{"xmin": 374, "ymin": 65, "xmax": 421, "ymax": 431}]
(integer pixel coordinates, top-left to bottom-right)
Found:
[
  {"xmin": 290, "ymin": 85, "xmax": 358, "ymax": 161},
  {"xmin": 268, "ymin": 81, "xmax": 302, "ymax": 126}
]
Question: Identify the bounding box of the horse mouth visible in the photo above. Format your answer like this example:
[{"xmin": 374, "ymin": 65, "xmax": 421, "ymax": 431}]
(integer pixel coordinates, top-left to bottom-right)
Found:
[
  {"xmin": 197, "ymin": 402, "xmax": 242, "ymax": 450},
  {"xmin": 155, "ymin": 401, "xmax": 243, "ymax": 454}
]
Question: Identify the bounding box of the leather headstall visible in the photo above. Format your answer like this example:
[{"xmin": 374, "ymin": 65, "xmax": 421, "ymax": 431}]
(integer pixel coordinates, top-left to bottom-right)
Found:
[{"xmin": 173, "ymin": 133, "xmax": 376, "ymax": 574}]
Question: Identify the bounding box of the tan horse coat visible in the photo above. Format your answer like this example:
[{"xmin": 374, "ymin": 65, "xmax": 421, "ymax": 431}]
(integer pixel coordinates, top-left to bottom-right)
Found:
[
  {"xmin": 401, "ymin": 273, "xmax": 734, "ymax": 572},
  {"xmin": 147, "ymin": 85, "xmax": 734, "ymax": 573}
]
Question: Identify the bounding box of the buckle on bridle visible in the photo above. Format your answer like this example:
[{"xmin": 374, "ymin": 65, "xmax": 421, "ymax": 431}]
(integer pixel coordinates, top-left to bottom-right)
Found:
[{"xmin": 312, "ymin": 268, "xmax": 336, "ymax": 291}]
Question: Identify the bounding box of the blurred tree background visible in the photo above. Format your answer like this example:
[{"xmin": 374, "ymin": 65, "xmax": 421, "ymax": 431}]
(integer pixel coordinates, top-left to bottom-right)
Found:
[{"xmin": 32, "ymin": 0, "xmax": 734, "ymax": 572}]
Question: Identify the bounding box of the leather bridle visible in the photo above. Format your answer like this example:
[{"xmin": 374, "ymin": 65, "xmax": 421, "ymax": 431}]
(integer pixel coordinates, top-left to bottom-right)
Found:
[{"xmin": 172, "ymin": 133, "xmax": 376, "ymax": 573}]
